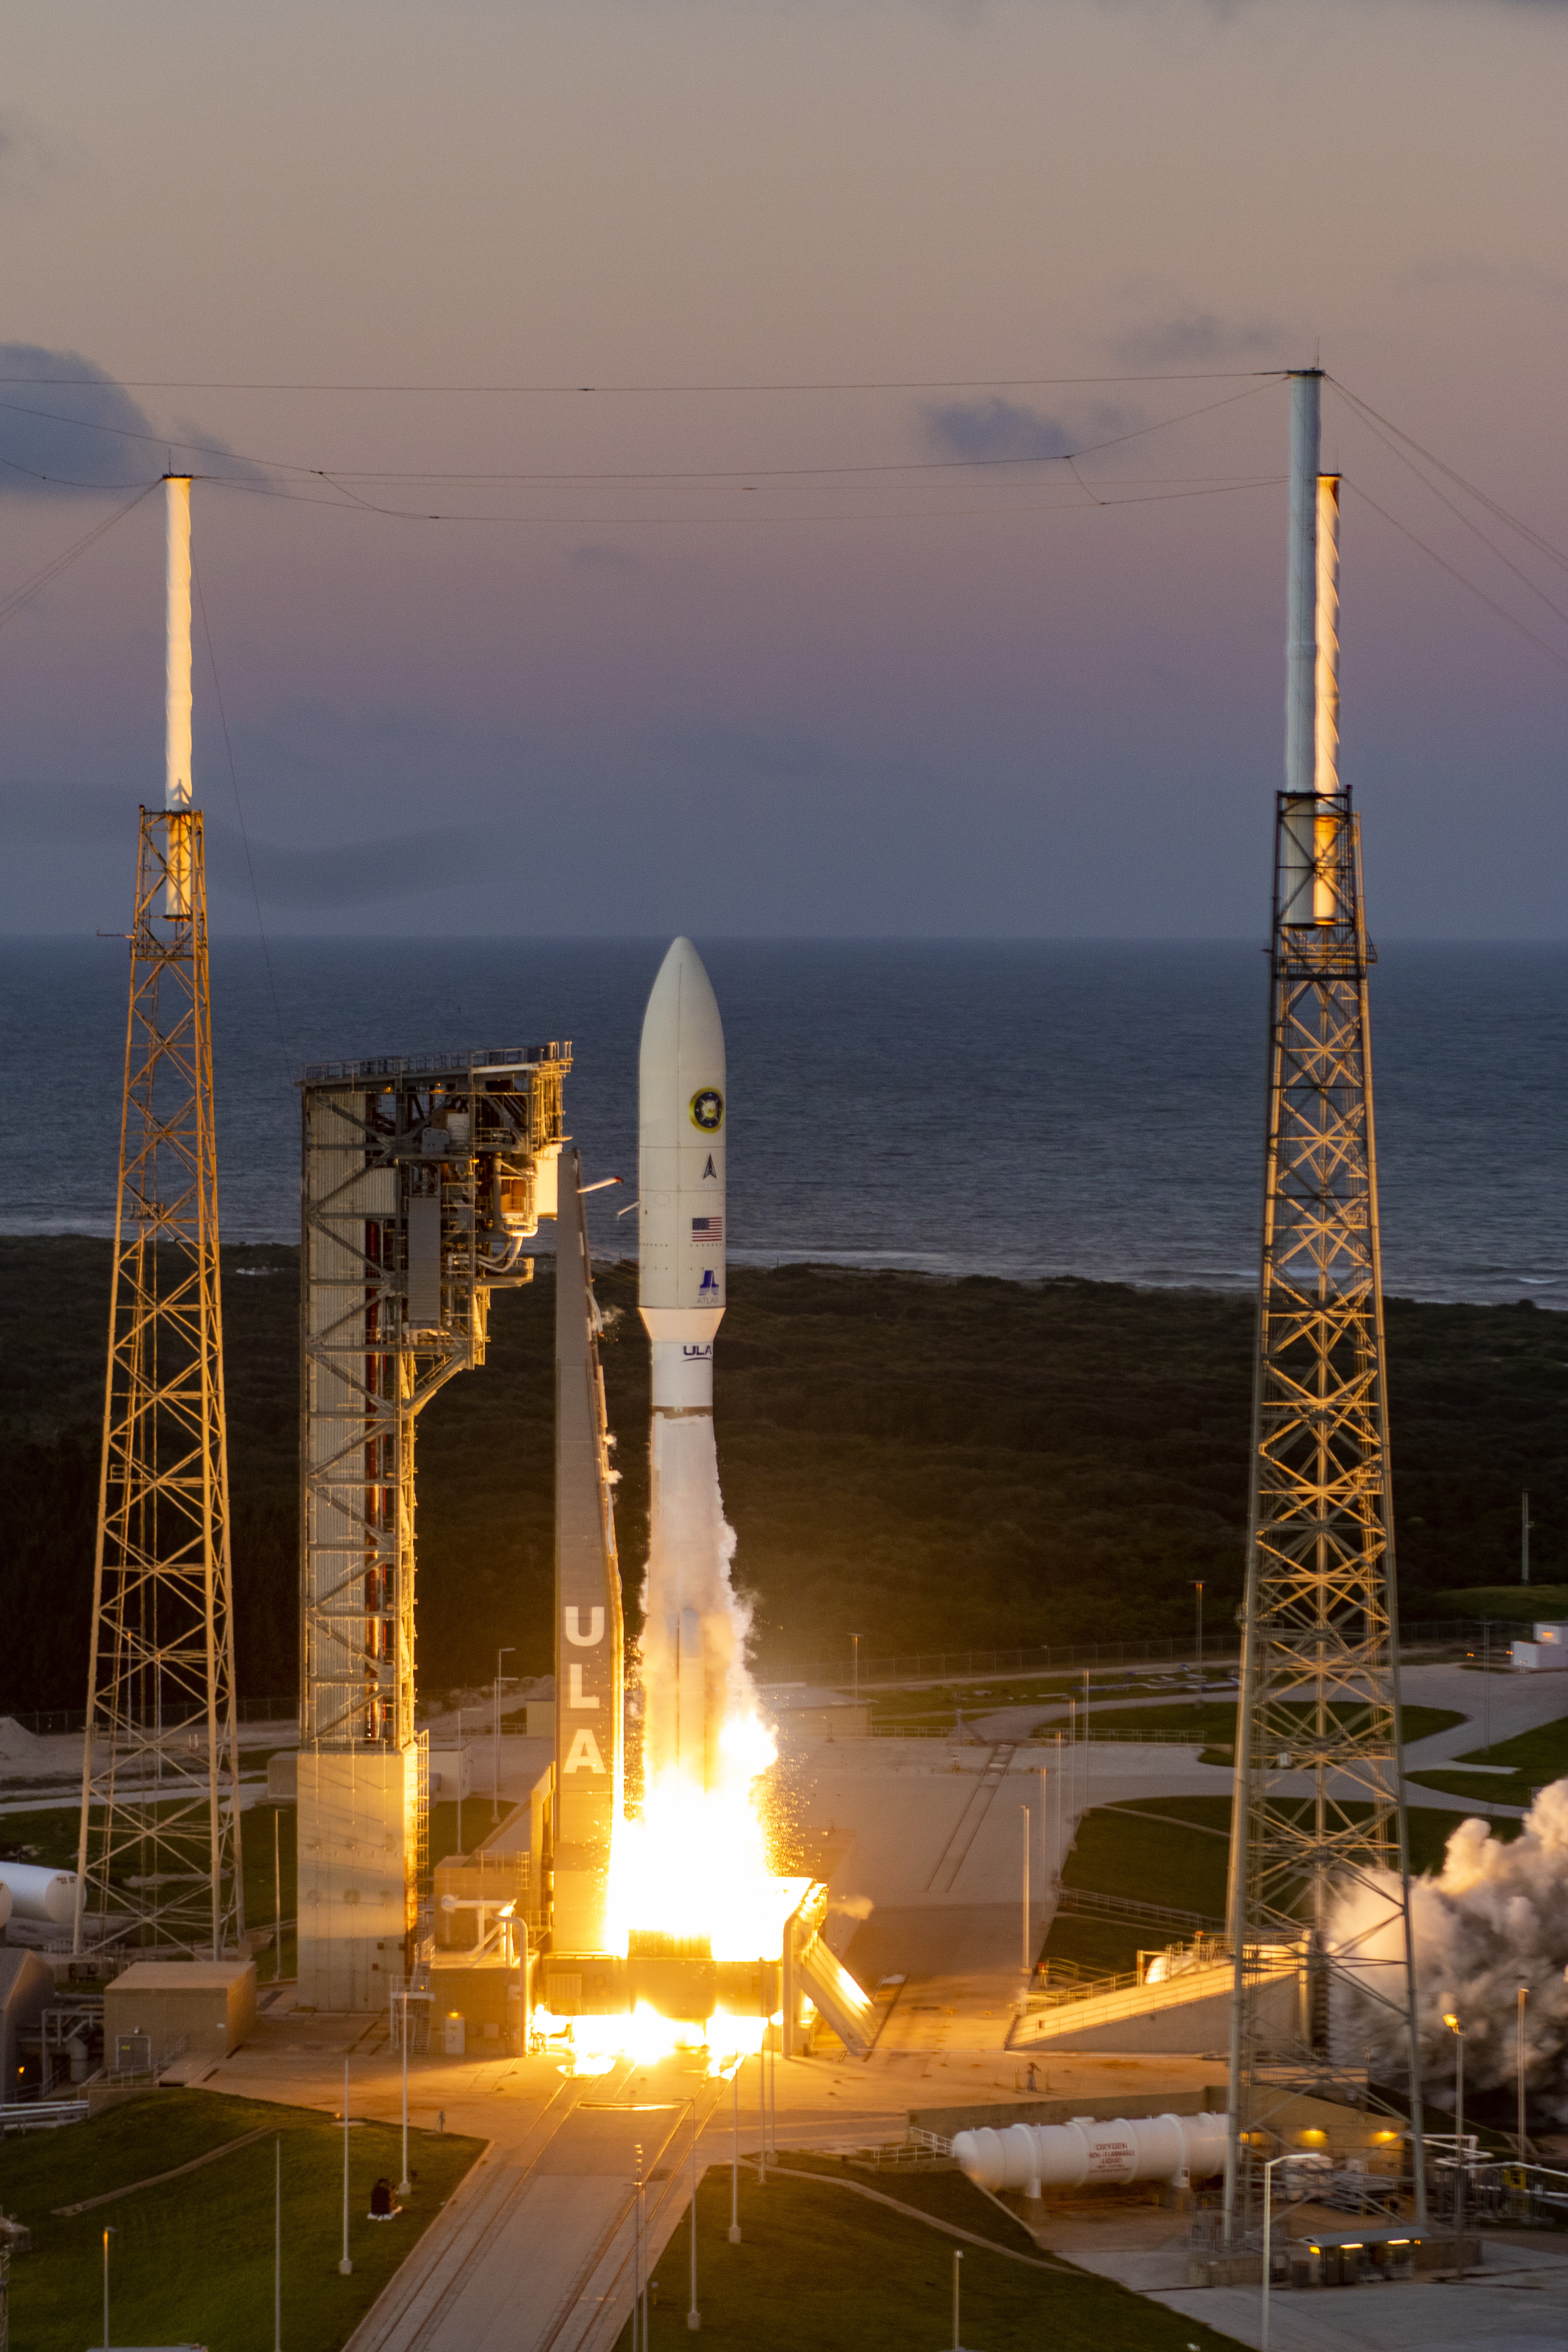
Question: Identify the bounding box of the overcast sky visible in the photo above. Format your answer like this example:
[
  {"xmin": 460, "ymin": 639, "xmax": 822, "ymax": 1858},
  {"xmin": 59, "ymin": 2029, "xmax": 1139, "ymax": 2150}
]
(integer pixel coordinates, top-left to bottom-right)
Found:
[{"xmin": 1, "ymin": 0, "xmax": 1565, "ymax": 938}]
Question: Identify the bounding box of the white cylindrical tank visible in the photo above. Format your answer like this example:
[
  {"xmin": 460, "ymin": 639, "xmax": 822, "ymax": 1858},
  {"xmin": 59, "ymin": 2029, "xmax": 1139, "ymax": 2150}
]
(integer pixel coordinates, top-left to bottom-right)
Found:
[
  {"xmin": 0, "ymin": 1862, "xmax": 73, "ymax": 1926},
  {"xmin": 953, "ymin": 2111, "xmax": 1227, "ymax": 2195}
]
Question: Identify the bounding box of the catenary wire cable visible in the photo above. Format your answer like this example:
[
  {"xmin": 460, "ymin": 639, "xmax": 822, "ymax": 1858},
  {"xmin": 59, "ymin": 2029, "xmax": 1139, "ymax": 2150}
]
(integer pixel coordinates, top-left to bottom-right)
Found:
[
  {"xmin": 1344, "ymin": 477, "xmax": 1568, "ymax": 677},
  {"xmin": 0, "ymin": 481, "xmax": 159, "ymax": 634},
  {"xmin": 199, "ymin": 469, "xmax": 1282, "ymax": 526},
  {"xmin": 0, "ymin": 380, "xmax": 1274, "ymax": 496},
  {"xmin": 1330, "ymin": 377, "xmax": 1568, "ymax": 577},
  {"xmin": 0, "ymin": 369, "xmax": 1277, "ymax": 394},
  {"xmin": 1328, "ymin": 382, "xmax": 1568, "ymax": 630}
]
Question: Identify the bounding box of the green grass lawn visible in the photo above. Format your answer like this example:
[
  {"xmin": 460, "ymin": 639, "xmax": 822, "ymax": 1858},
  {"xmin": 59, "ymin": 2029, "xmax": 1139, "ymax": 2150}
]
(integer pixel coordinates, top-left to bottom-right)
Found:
[
  {"xmin": 867, "ymin": 1673, "xmax": 1185, "ymax": 1735},
  {"xmin": 1454, "ymin": 1710, "xmax": 1568, "ymax": 1776},
  {"xmin": 1415, "ymin": 1584, "xmax": 1568, "ymax": 1625},
  {"xmin": 615, "ymin": 2158, "xmax": 1246, "ymax": 2352},
  {"xmin": 2, "ymin": 2088, "xmax": 483, "ymax": 2352},
  {"xmin": 1407, "ymin": 1709, "xmax": 1568, "ymax": 1811}
]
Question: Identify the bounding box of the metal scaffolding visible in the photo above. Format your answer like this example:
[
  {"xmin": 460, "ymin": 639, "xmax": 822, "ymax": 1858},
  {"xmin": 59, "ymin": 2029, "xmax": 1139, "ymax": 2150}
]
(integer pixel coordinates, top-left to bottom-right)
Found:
[
  {"xmin": 75, "ymin": 806, "xmax": 244, "ymax": 1959},
  {"xmin": 295, "ymin": 1045, "xmax": 567, "ymax": 2007},
  {"xmin": 298, "ymin": 1048, "xmax": 568, "ymax": 1753},
  {"xmin": 1224, "ymin": 380, "xmax": 1427, "ymax": 2239}
]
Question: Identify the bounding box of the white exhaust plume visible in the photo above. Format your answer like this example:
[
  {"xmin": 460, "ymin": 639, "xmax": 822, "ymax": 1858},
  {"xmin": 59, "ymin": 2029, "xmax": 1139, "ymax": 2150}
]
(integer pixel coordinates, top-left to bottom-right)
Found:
[{"xmin": 1331, "ymin": 1780, "xmax": 1568, "ymax": 2115}]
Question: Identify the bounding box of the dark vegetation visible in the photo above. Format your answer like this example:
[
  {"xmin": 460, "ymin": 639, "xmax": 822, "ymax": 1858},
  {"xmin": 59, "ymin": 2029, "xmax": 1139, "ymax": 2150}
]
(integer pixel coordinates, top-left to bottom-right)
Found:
[
  {"xmin": 616, "ymin": 2157, "xmax": 1248, "ymax": 2352},
  {"xmin": 2, "ymin": 1237, "xmax": 1563, "ymax": 1706},
  {"xmin": 0, "ymin": 2086, "xmax": 481, "ymax": 2352}
]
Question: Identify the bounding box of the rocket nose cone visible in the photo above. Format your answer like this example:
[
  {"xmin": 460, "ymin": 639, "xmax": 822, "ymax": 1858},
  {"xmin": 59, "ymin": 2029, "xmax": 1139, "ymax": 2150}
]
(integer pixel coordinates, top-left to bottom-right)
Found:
[{"xmin": 640, "ymin": 937, "xmax": 725, "ymax": 1084}]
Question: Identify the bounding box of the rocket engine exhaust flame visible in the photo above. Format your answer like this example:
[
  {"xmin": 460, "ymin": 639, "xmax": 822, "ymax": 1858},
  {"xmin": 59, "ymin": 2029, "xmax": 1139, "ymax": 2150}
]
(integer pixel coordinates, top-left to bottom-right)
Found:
[
  {"xmin": 1330, "ymin": 1779, "xmax": 1568, "ymax": 2116},
  {"xmin": 559, "ymin": 935, "xmax": 805, "ymax": 2065}
]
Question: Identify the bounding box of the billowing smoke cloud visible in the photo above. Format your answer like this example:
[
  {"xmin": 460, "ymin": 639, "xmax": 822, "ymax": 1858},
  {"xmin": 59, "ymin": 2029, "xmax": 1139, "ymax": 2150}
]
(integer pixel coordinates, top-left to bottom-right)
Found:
[{"xmin": 1332, "ymin": 1782, "xmax": 1568, "ymax": 2117}]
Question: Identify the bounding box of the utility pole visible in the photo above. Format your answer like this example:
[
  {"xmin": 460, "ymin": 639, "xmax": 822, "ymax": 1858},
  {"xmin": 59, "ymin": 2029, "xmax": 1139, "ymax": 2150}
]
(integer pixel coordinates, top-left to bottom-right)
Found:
[
  {"xmin": 493, "ymin": 1648, "xmax": 514, "ymax": 1825},
  {"xmin": 1522, "ymin": 1491, "xmax": 1532, "ymax": 1586},
  {"xmin": 1224, "ymin": 372, "xmax": 1425, "ymax": 2246},
  {"xmin": 76, "ymin": 475, "xmax": 243, "ymax": 1963},
  {"xmin": 1195, "ymin": 1581, "xmax": 1205, "ymax": 1725}
]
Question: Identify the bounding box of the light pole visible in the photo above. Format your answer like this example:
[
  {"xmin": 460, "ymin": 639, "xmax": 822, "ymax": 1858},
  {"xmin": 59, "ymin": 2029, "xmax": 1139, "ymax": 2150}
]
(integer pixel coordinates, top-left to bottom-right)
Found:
[
  {"xmin": 631, "ymin": 2144, "xmax": 643, "ymax": 2352},
  {"xmin": 687, "ymin": 2096, "xmax": 701, "ymax": 2332},
  {"xmin": 339, "ymin": 2059, "xmax": 353, "ymax": 2275},
  {"xmin": 729, "ymin": 2058, "xmax": 741, "ymax": 2242},
  {"xmin": 1260, "ymin": 2153, "xmax": 1289, "ymax": 2352},
  {"xmin": 1444, "ymin": 2012, "xmax": 1465, "ymax": 2277},
  {"xmin": 493, "ymin": 1648, "xmax": 514, "ymax": 1824},
  {"xmin": 1020, "ymin": 1804, "xmax": 1031, "ymax": 1972},
  {"xmin": 852, "ymin": 1633, "xmax": 859, "ymax": 1706},
  {"xmin": 101, "ymin": 2226, "xmax": 115, "ymax": 2352},
  {"xmin": 756, "ymin": 1986, "xmax": 768, "ymax": 2187},
  {"xmin": 273, "ymin": 1807, "xmax": 282, "ymax": 1984},
  {"xmin": 1522, "ymin": 1490, "xmax": 1532, "ymax": 1586},
  {"xmin": 1518, "ymin": 1982, "xmax": 1529, "ymax": 2159},
  {"xmin": 397, "ymin": 1985, "xmax": 412, "ymax": 2196},
  {"xmin": 1194, "ymin": 1582, "xmax": 1204, "ymax": 1724},
  {"xmin": 274, "ymin": 2137, "xmax": 283, "ymax": 2352},
  {"xmin": 950, "ymin": 2248, "xmax": 962, "ymax": 2351}
]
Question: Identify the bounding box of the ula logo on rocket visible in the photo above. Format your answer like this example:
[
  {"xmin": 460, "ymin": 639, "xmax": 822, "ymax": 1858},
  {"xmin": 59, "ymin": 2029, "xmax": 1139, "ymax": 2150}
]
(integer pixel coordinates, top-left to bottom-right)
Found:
[{"xmin": 689, "ymin": 1088, "xmax": 723, "ymax": 1133}]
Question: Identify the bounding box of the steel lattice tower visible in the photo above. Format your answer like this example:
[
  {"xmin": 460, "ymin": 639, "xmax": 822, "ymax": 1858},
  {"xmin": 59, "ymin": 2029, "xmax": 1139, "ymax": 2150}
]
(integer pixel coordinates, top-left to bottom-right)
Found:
[
  {"xmin": 1223, "ymin": 376, "xmax": 1427, "ymax": 2239},
  {"xmin": 75, "ymin": 478, "xmax": 244, "ymax": 1961}
]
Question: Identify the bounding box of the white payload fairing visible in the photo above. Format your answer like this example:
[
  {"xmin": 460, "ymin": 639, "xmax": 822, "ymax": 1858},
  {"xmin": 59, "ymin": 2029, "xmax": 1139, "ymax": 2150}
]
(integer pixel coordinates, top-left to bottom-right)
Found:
[{"xmin": 638, "ymin": 938, "xmax": 738, "ymax": 1796}]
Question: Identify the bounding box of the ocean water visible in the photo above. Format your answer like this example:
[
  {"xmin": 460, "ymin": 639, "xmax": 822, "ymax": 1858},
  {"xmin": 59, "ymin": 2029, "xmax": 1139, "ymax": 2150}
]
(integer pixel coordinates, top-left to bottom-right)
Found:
[{"xmin": 2, "ymin": 937, "xmax": 1564, "ymax": 1306}]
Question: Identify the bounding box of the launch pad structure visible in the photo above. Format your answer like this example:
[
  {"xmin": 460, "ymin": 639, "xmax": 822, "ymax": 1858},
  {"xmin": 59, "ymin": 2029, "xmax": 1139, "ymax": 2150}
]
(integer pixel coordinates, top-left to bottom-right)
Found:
[
  {"xmin": 294, "ymin": 1042, "xmax": 568, "ymax": 2010},
  {"xmin": 76, "ymin": 477, "xmax": 245, "ymax": 1963},
  {"xmin": 1222, "ymin": 372, "xmax": 1427, "ymax": 2237},
  {"xmin": 296, "ymin": 960, "xmax": 858, "ymax": 2060}
]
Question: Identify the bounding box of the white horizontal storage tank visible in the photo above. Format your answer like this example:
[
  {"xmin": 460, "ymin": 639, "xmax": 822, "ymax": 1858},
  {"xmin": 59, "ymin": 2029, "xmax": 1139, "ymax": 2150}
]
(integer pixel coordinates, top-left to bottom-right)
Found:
[
  {"xmin": 953, "ymin": 2111, "xmax": 1227, "ymax": 2195},
  {"xmin": 0, "ymin": 1862, "xmax": 75, "ymax": 1926}
]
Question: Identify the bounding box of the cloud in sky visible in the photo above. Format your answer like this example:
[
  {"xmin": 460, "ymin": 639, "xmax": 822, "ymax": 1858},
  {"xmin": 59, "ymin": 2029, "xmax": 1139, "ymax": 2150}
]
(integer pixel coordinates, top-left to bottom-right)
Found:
[
  {"xmin": 0, "ymin": 780, "xmax": 476, "ymax": 907},
  {"xmin": 568, "ymin": 543, "xmax": 643, "ymax": 573},
  {"xmin": 205, "ymin": 821, "xmax": 479, "ymax": 908},
  {"xmin": 922, "ymin": 398, "xmax": 1077, "ymax": 463},
  {"xmin": 0, "ymin": 344, "xmax": 263, "ymax": 496},
  {"xmin": 1108, "ymin": 303, "xmax": 1284, "ymax": 368},
  {"xmin": 646, "ymin": 718, "xmax": 848, "ymax": 781},
  {"xmin": 0, "ymin": 346, "xmax": 160, "ymax": 494}
]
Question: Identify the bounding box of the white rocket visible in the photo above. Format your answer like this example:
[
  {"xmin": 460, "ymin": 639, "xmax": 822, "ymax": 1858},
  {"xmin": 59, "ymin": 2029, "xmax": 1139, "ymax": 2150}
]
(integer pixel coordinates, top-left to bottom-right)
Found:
[{"xmin": 637, "ymin": 939, "xmax": 735, "ymax": 1793}]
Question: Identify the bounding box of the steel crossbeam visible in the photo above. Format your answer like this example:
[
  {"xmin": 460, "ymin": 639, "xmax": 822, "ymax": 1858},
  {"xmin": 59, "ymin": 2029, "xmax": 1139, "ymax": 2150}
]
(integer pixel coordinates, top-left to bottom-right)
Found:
[{"xmin": 74, "ymin": 811, "xmax": 244, "ymax": 1961}]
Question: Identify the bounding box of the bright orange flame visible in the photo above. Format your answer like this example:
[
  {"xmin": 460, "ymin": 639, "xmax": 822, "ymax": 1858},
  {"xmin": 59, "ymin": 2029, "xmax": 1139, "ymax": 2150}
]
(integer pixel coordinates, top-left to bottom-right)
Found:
[{"xmin": 610, "ymin": 1707, "xmax": 804, "ymax": 1962}]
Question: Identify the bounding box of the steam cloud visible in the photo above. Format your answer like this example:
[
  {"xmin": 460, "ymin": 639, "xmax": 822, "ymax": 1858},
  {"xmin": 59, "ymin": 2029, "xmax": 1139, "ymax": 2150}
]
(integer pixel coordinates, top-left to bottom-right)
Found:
[{"xmin": 1332, "ymin": 1781, "xmax": 1568, "ymax": 2117}]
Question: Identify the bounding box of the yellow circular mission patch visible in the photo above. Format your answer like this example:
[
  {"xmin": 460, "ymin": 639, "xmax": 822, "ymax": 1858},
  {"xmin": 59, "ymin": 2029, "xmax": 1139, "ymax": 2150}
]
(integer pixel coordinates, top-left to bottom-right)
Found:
[{"xmin": 690, "ymin": 1088, "xmax": 724, "ymax": 1133}]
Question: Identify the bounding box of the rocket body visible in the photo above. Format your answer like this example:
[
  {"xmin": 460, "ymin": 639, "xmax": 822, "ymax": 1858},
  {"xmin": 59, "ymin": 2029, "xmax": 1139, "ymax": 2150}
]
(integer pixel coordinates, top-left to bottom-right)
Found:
[
  {"xmin": 639, "ymin": 935, "xmax": 726, "ymax": 1403},
  {"xmin": 638, "ymin": 940, "xmax": 735, "ymax": 1793}
]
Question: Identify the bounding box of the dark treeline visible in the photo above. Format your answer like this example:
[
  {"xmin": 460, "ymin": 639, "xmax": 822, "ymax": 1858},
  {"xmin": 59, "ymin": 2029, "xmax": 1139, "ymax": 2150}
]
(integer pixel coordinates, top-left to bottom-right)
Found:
[{"xmin": 1, "ymin": 1238, "xmax": 1562, "ymax": 1708}]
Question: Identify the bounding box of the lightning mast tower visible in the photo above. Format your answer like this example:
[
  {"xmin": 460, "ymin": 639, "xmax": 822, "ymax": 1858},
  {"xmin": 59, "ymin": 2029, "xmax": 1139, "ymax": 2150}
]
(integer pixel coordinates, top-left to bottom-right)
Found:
[
  {"xmin": 1222, "ymin": 373, "xmax": 1427, "ymax": 2237},
  {"xmin": 75, "ymin": 476, "xmax": 245, "ymax": 1960}
]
